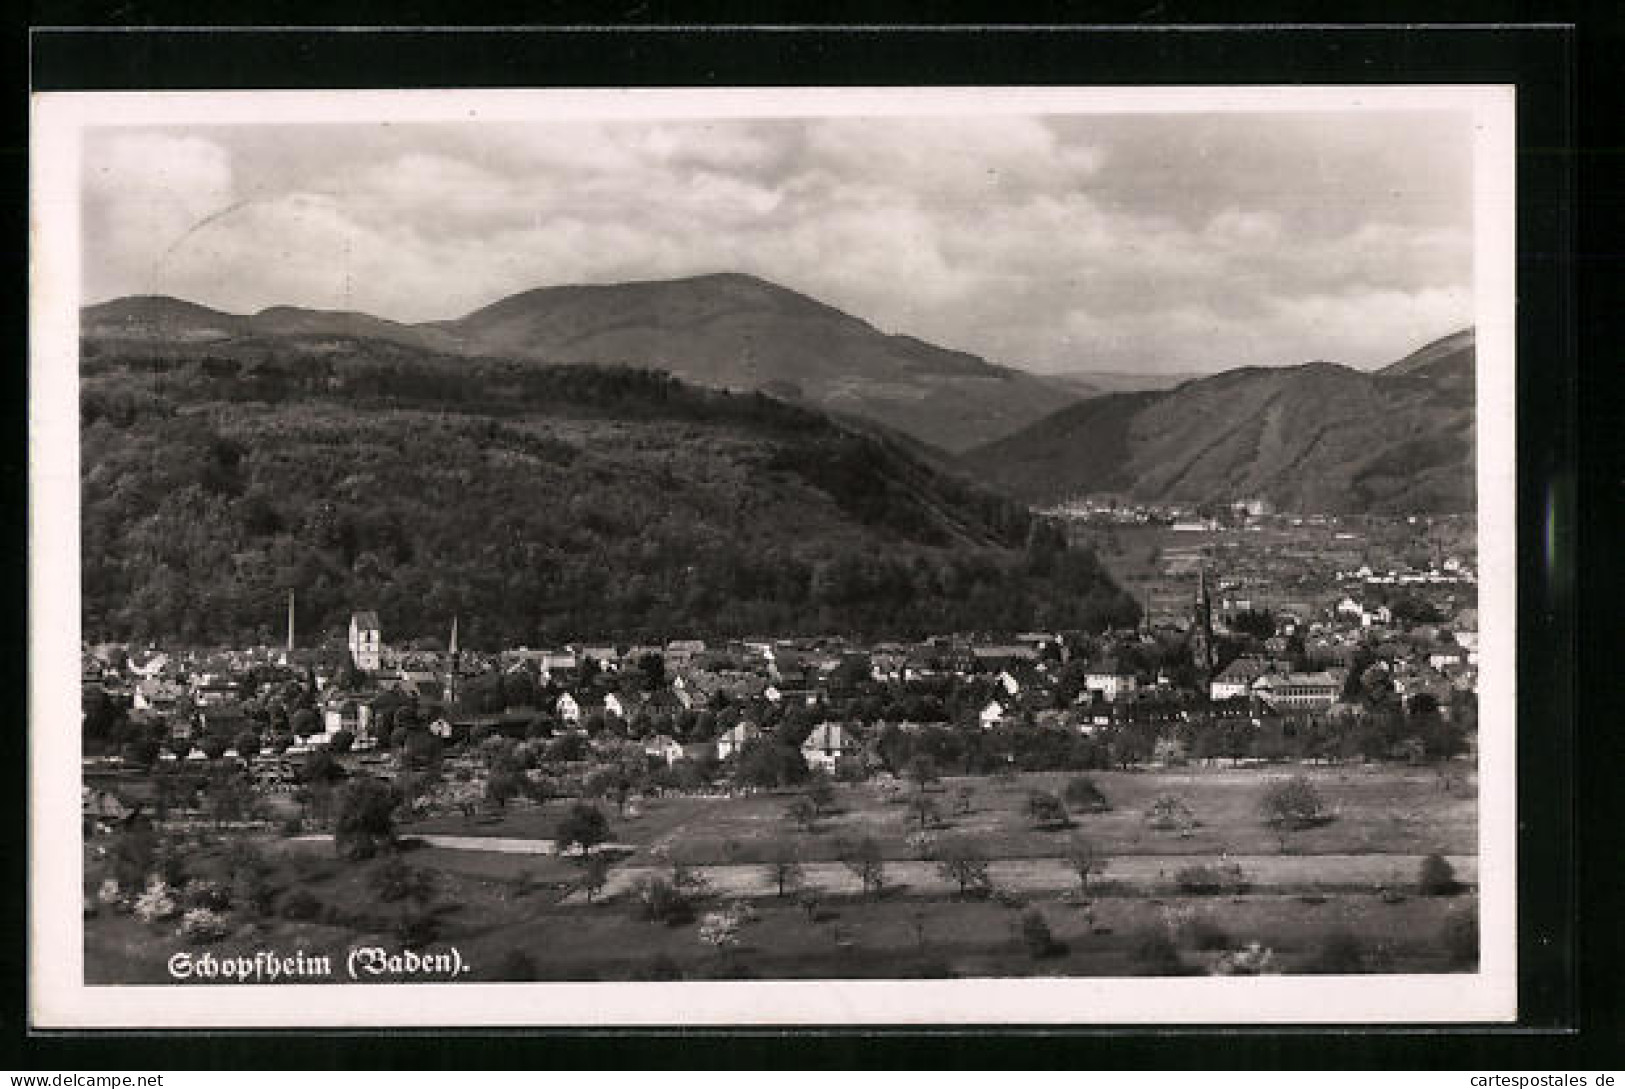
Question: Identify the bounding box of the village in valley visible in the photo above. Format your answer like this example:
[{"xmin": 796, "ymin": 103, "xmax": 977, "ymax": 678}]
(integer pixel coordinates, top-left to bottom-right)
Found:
[{"xmin": 81, "ymin": 503, "xmax": 1481, "ymax": 983}]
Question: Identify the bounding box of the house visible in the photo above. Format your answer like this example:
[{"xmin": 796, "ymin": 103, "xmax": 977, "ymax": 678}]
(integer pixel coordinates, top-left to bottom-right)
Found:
[
  {"xmin": 971, "ymin": 644, "xmax": 1040, "ymax": 669},
  {"xmin": 996, "ymin": 670, "xmax": 1022, "ymax": 696},
  {"xmin": 979, "ymin": 700, "xmax": 1006, "ymax": 729},
  {"xmin": 1251, "ymin": 670, "xmax": 1344, "ymax": 714},
  {"xmin": 556, "ymin": 692, "xmax": 581, "ymax": 725},
  {"xmin": 1210, "ymin": 657, "xmax": 1271, "ymax": 701},
  {"xmin": 578, "ymin": 646, "xmax": 620, "ymax": 671},
  {"xmin": 603, "ymin": 693, "xmax": 626, "ymax": 719},
  {"xmin": 191, "ymin": 676, "xmax": 240, "ymax": 707},
  {"xmin": 1084, "ymin": 658, "xmax": 1138, "ymax": 703},
  {"xmin": 799, "ymin": 723, "xmax": 859, "ymax": 772},
  {"xmin": 715, "ymin": 721, "xmax": 764, "ymax": 760},
  {"xmin": 348, "ymin": 611, "xmax": 382, "ymax": 671},
  {"xmin": 665, "ymin": 640, "xmax": 707, "ymax": 669},
  {"xmin": 642, "ymin": 734, "xmax": 685, "ymax": 766},
  {"xmin": 322, "ymin": 698, "xmax": 372, "ymax": 737},
  {"xmin": 680, "ymin": 741, "xmax": 718, "ymax": 765},
  {"xmin": 132, "ymin": 678, "xmax": 185, "ymax": 714}
]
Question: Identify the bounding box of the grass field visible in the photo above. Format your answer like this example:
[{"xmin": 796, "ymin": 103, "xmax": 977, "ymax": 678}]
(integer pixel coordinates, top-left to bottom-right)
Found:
[
  {"xmin": 84, "ymin": 763, "xmax": 1478, "ymax": 984},
  {"xmin": 405, "ymin": 764, "xmax": 1476, "ymax": 864}
]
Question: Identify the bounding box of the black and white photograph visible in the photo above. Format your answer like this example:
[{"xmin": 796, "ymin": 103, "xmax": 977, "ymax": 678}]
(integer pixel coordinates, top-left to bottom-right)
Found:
[{"xmin": 30, "ymin": 85, "xmax": 1517, "ymax": 1027}]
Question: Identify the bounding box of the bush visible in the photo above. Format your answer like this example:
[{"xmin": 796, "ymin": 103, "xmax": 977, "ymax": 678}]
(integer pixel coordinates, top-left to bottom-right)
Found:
[
  {"xmin": 1145, "ymin": 794, "xmax": 1197, "ymax": 833},
  {"xmin": 1305, "ymin": 929, "xmax": 1367, "ymax": 974},
  {"xmin": 280, "ymin": 888, "xmax": 322, "ymax": 922},
  {"xmin": 1026, "ymin": 790, "xmax": 1071, "ymax": 829},
  {"xmin": 395, "ymin": 906, "xmax": 441, "ymax": 949},
  {"xmin": 133, "ymin": 877, "xmax": 180, "ymax": 923},
  {"xmin": 992, "ymin": 887, "xmax": 1027, "ymax": 910},
  {"xmin": 1130, "ymin": 926, "xmax": 1189, "ymax": 975},
  {"xmin": 1443, "ymin": 910, "xmax": 1479, "ymax": 968},
  {"xmin": 1175, "ymin": 862, "xmax": 1249, "ymax": 895},
  {"xmin": 334, "ymin": 779, "xmax": 398, "ymax": 859},
  {"xmin": 182, "ymin": 878, "xmax": 231, "ymax": 912},
  {"xmin": 371, "ymin": 855, "xmax": 436, "ymax": 904},
  {"xmin": 178, "ymin": 907, "xmax": 231, "ymax": 942},
  {"xmin": 632, "ymin": 875, "xmax": 694, "ymax": 925},
  {"xmin": 1063, "ymin": 776, "xmax": 1110, "ymax": 812},
  {"xmin": 1418, "ymin": 853, "xmax": 1461, "ymax": 896},
  {"xmin": 280, "ymin": 817, "xmax": 305, "ymax": 837},
  {"xmin": 1186, "ymin": 916, "xmax": 1233, "ymax": 952},
  {"xmin": 1020, "ymin": 909, "xmax": 1062, "ymax": 958},
  {"xmin": 1211, "ymin": 942, "xmax": 1275, "ymax": 976}
]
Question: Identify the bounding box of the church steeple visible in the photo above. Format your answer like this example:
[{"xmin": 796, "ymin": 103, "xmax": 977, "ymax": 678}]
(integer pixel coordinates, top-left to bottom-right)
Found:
[
  {"xmin": 1191, "ymin": 566, "xmax": 1216, "ymax": 686},
  {"xmin": 446, "ymin": 616, "xmax": 460, "ymax": 706}
]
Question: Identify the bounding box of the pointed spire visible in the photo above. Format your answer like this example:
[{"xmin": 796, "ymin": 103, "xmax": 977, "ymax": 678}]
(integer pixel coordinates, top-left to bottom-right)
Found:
[
  {"xmin": 449, "ymin": 615, "xmax": 459, "ymax": 656},
  {"xmin": 286, "ymin": 589, "xmax": 296, "ymax": 653}
]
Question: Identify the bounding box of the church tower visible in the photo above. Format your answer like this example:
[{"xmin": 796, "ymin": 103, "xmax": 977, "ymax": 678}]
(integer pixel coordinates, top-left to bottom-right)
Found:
[
  {"xmin": 446, "ymin": 616, "xmax": 460, "ymax": 707},
  {"xmin": 1190, "ymin": 566, "xmax": 1216, "ymax": 689}
]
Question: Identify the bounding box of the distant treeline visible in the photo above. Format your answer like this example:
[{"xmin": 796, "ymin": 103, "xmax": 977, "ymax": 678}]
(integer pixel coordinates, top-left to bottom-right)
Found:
[{"xmin": 80, "ymin": 339, "xmax": 1140, "ymax": 646}]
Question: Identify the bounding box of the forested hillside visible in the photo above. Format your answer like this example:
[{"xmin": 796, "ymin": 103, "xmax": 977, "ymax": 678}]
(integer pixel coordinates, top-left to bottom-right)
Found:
[
  {"xmin": 80, "ymin": 335, "xmax": 1139, "ymax": 647},
  {"xmin": 969, "ymin": 330, "xmax": 1476, "ymax": 514}
]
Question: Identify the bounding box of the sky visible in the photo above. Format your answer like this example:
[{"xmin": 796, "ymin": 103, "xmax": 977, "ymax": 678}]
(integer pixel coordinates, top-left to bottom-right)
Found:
[{"xmin": 81, "ymin": 110, "xmax": 1475, "ymax": 376}]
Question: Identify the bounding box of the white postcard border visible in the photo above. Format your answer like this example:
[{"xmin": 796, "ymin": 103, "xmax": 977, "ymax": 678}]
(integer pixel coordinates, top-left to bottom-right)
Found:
[{"xmin": 29, "ymin": 84, "xmax": 1518, "ymax": 1028}]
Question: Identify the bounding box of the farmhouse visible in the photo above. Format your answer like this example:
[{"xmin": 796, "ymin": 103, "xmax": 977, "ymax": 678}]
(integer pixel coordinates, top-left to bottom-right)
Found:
[
  {"xmin": 715, "ymin": 721, "xmax": 764, "ymax": 760},
  {"xmin": 1084, "ymin": 657, "xmax": 1139, "ymax": 703},
  {"xmin": 799, "ymin": 723, "xmax": 859, "ymax": 771}
]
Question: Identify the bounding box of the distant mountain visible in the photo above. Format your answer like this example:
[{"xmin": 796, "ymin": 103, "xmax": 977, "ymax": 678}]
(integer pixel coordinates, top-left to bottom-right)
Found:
[
  {"xmin": 1380, "ymin": 327, "xmax": 1475, "ymax": 377},
  {"xmin": 967, "ymin": 330, "xmax": 1476, "ymax": 515},
  {"xmin": 1040, "ymin": 370, "xmax": 1210, "ymax": 398},
  {"xmin": 79, "ymin": 335, "xmax": 1138, "ymax": 646},
  {"xmin": 83, "ymin": 274, "xmax": 1079, "ymax": 452}
]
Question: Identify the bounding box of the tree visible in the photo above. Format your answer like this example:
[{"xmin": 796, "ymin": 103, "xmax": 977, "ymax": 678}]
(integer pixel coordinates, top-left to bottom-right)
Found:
[
  {"xmin": 1026, "ymin": 790, "xmax": 1070, "ymax": 830},
  {"xmin": 333, "ymin": 779, "xmax": 398, "ymax": 859},
  {"xmin": 329, "ymin": 728, "xmax": 355, "ymax": 753},
  {"xmin": 1062, "ymin": 776, "xmax": 1110, "ymax": 813},
  {"xmin": 1418, "ymin": 853, "xmax": 1460, "ymax": 896},
  {"xmin": 1064, "ymin": 836, "xmax": 1107, "ymax": 897},
  {"xmin": 290, "ymin": 708, "xmax": 319, "ymax": 738},
  {"xmin": 785, "ymin": 797, "xmax": 818, "ymax": 833},
  {"xmin": 1020, "ymin": 908, "xmax": 1060, "ymax": 958},
  {"xmin": 841, "ymin": 836, "xmax": 886, "ymax": 899},
  {"xmin": 806, "ymin": 775, "xmax": 836, "ymax": 816},
  {"xmin": 1258, "ymin": 775, "xmax": 1331, "ymax": 851},
  {"xmin": 301, "ymin": 748, "xmax": 345, "ymax": 786},
  {"xmin": 582, "ymin": 853, "xmax": 611, "ymax": 902},
  {"xmin": 936, "ymin": 839, "xmax": 991, "ymax": 897},
  {"xmin": 905, "ymin": 755, "xmax": 939, "ymax": 794},
  {"xmin": 731, "ymin": 740, "xmax": 808, "ymax": 789},
  {"xmin": 485, "ymin": 767, "xmax": 522, "ymax": 809},
  {"xmin": 905, "ymin": 792, "xmax": 939, "ymax": 832},
  {"xmin": 763, "ymin": 840, "xmax": 806, "ymax": 898},
  {"xmin": 556, "ymin": 802, "xmax": 610, "ymax": 856},
  {"xmin": 698, "ymin": 910, "xmax": 741, "ymax": 952}
]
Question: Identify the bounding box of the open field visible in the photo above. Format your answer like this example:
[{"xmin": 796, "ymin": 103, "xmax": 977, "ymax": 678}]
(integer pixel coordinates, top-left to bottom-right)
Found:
[
  {"xmin": 405, "ymin": 764, "xmax": 1476, "ymax": 864},
  {"xmin": 84, "ymin": 763, "xmax": 1478, "ymax": 984}
]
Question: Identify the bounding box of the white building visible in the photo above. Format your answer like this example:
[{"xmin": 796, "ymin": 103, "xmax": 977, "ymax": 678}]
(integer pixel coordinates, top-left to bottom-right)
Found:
[{"xmin": 348, "ymin": 611, "xmax": 382, "ymax": 671}]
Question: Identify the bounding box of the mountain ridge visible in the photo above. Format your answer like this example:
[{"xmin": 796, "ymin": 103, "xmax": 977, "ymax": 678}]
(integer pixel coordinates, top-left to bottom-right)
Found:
[
  {"xmin": 83, "ymin": 274, "xmax": 1074, "ymax": 452},
  {"xmin": 967, "ymin": 329, "xmax": 1476, "ymax": 515}
]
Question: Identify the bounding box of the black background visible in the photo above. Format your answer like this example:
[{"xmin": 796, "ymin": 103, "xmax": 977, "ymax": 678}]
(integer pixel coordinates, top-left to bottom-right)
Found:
[{"xmin": 8, "ymin": 4, "xmax": 1611, "ymax": 1071}]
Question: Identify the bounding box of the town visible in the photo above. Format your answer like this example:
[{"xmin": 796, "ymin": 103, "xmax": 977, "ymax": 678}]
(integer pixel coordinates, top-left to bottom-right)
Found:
[{"xmin": 80, "ymin": 512, "xmax": 1480, "ymax": 984}]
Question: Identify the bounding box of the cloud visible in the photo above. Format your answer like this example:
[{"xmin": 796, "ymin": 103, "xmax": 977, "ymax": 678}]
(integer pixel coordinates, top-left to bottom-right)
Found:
[{"xmin": 80, "ymin": 111, "xmax": 1475, "ymax": 375}]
